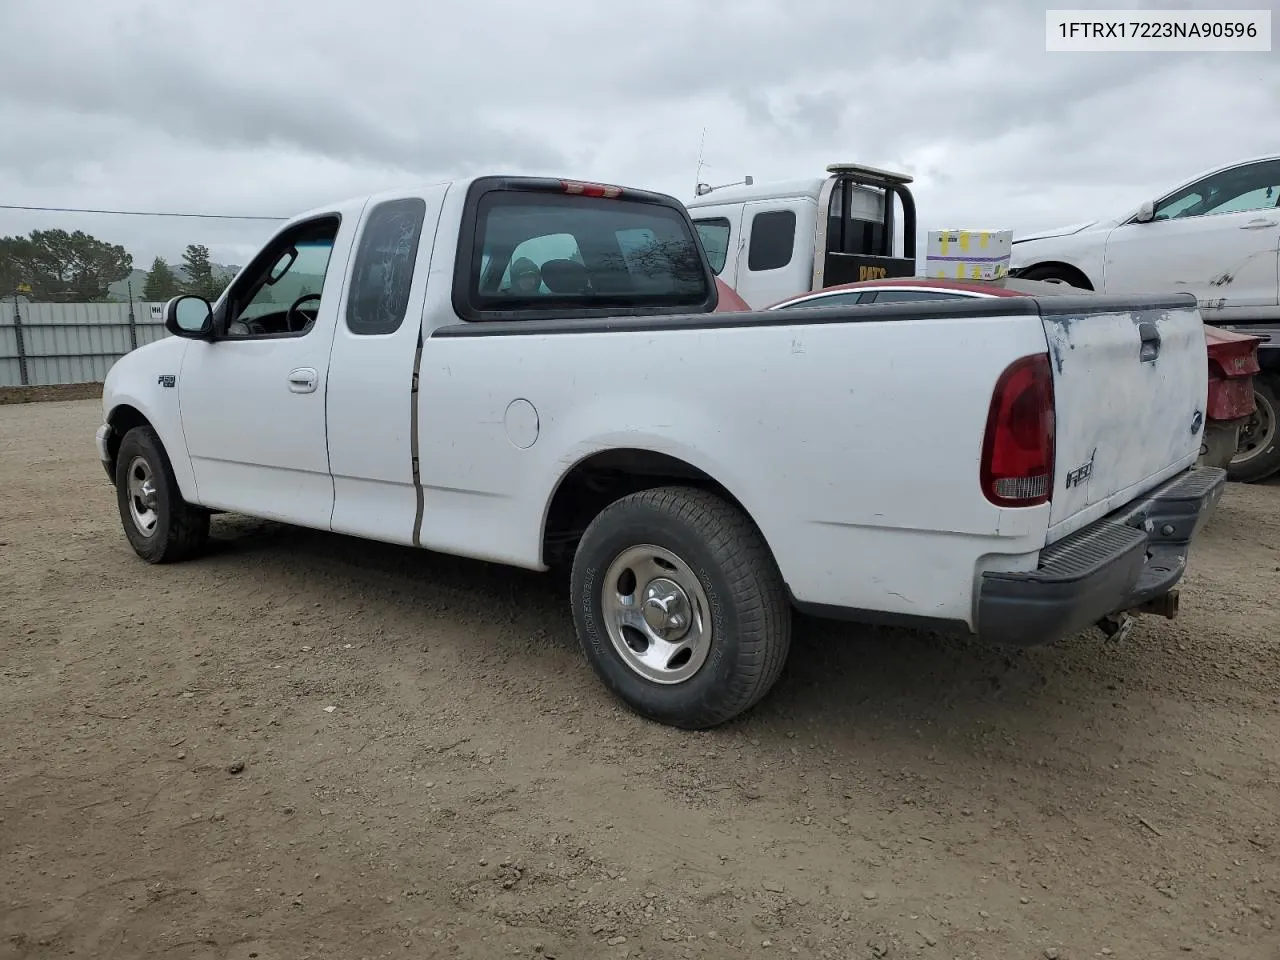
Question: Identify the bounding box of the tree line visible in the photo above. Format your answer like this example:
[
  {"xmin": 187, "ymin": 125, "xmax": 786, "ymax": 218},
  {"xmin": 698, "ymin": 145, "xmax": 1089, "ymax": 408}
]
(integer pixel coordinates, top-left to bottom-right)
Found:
[{"xmin": 1, "ymin": 228, "xmax": 229, "ymax": 303}]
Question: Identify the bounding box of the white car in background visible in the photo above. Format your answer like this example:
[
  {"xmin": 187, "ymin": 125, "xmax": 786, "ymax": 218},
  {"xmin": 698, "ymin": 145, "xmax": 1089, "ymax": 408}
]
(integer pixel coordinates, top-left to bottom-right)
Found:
[{"xmin": 1008, "ymin": 155, "xmax": 1280, "ymax": 324}]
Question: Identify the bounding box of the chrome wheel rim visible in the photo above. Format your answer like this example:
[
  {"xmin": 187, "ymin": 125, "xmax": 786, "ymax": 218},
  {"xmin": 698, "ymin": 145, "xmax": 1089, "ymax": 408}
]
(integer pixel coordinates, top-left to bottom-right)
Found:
[
  {"xmin": 1232, "ymin": 389, "xmax": 1276, "ymax": 466},
  {"xmin": 600, "ymin": 544, "xmax": 713, "ymax": 685},
  {"xmin": 126, "ymin": 455, "xmax": 159, "ymax": 536}
]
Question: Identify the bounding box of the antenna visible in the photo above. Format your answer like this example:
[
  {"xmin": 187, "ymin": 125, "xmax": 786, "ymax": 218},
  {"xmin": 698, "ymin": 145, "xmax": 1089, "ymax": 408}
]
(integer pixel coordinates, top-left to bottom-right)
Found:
[{"xmin": 694, "ymin": 127, "xmax": 707, "ymax": 198}]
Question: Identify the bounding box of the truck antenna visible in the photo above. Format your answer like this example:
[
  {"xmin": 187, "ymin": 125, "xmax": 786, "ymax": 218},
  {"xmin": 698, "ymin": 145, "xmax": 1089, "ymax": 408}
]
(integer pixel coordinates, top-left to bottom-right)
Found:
[{"xmin": 694, "ymin": 127, "xmax": 707, "ymax": 198}]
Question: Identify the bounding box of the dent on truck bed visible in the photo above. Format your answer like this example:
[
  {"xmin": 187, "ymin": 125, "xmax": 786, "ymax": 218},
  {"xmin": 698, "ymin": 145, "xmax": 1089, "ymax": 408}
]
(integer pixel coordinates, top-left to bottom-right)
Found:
[
  {"xmin": 1042, "ymin": 308, "xmax": 1178, "ymax": 375},
  {"xmin": 1040, "ymin": 297, "xmax": 1206, "ymax": 539}
]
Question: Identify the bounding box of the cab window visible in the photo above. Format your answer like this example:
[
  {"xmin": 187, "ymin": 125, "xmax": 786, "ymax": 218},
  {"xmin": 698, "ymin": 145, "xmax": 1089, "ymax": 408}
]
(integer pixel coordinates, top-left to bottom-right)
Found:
[
  {"xmin": 747, "ymin": 210, "xmax": 796, "ymax": 272},
  {"xmin": 693, "ymin": 218, "xmax": 731, "ymax": 274},
  {"xmin": 222, "ymin": 216, "xmax": 340, "ymax": 338}
]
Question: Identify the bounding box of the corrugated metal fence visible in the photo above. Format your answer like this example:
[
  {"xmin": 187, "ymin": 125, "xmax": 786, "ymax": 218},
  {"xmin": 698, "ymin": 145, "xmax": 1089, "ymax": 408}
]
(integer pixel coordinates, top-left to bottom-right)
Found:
[{"xmin": 0, "ymin": 301, "xmax": 169, "ymax": 387}]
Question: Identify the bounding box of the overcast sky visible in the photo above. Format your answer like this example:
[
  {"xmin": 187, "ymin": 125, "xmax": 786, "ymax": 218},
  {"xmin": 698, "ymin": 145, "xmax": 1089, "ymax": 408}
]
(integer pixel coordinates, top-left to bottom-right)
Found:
[{"xmin": 1, "ymin": 0, "xmax": 1276, "ymax": 272}]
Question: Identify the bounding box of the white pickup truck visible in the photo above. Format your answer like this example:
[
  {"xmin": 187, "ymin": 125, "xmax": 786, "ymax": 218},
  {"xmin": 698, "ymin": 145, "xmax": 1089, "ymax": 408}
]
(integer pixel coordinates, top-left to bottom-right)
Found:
[{"xmin": 96, "ymin": 174, "xmax": 1227, "ymax": 729}]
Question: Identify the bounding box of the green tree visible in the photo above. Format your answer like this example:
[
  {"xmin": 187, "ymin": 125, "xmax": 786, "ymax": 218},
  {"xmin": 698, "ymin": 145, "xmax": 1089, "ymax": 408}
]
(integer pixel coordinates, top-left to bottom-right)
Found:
[
  {"xmin": 181, "ymin": 243, "xmax": 224, "ymax": 301},
  {"xmin": 142, "ymin": 256, "xmax": 181, "ymax": 301},
  {"xmin": 0, "ymin": 238, "xmax": 24, "ymax": 295},
  {"xmin": 0, "ymin": 229, "xmax": 132, "ymax": 301}
]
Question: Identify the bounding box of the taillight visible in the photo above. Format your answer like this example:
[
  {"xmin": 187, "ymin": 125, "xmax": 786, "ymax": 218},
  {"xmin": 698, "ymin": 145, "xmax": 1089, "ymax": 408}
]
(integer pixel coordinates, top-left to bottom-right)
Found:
[
  {"xmin": 980, "ymin": 352, "xmax": 1055, "ymax": 507},
  {"xmin": 560, "ymin": 180, "xmax": 623, "ymax": 199}
]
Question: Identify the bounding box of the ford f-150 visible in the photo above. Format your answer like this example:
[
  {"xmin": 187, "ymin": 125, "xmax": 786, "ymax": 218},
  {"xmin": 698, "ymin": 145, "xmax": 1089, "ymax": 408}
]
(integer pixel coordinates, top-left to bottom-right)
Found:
[{"xmin": 95, "ymin": 174, "xmax": 1227, "ymax": 729}]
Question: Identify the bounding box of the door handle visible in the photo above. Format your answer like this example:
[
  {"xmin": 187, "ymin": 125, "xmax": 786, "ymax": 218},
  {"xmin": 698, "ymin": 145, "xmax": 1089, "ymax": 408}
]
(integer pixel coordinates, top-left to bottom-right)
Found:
[
  {"xmin": 1138, "ymin": 321, "xmax": 1161, "ymax": 363},
  {"xmin": 1240, "ymin": 218, "xmax": 1278, "ymax": 230},
  {"xmin": 287, "ymin": 367, "xmax": 318, "ymax": 393}
]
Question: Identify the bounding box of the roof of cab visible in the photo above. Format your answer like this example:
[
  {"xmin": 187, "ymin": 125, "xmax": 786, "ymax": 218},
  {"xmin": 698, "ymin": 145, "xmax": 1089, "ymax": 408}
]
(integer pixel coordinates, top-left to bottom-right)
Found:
[{"xmin": 685, "ymin": 177, "xmax": 829, "ymax": 210}]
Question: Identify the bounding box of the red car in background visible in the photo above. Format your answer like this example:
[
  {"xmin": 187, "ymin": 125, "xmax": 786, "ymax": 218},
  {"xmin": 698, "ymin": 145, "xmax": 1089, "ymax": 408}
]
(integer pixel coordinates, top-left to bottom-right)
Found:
[
  {"xmin": 713, "ymin": 277, "xmax": 751, "ymax": 312},
  {"xmin": 764, "ymin": 277, "xmax": 1269, "ymax": 481}
]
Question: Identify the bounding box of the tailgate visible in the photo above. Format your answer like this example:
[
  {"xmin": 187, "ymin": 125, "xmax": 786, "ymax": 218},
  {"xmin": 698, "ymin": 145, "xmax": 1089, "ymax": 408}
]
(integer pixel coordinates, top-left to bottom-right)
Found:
[{"xmin": 1040, "ymin": 294, "xmax": 1207, "ymax": 538}]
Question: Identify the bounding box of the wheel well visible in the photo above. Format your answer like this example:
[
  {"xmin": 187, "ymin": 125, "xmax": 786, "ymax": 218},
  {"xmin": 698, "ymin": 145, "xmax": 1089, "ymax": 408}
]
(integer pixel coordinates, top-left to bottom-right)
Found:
[
  {"xmin": 541, "ymin": 449, "xmax": 751, "ymax": 569},
  {"xmin": 1020, "ymin": 261, "xmax": 1095, "ymax": 290},
  {"xmin": 106, "ymin": 405, "xmax": 151, "ymax": 477}
]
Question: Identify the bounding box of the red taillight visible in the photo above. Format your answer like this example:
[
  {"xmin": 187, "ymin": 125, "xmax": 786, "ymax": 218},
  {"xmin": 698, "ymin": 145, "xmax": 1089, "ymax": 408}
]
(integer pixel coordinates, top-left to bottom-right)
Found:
[
  {"xmin": 560, "ymin": 180, "xmax": 623, "ymax": 199},
  {"xmin": 980, "ymin": 352, "xmax": 1055, "ymax": 507}
]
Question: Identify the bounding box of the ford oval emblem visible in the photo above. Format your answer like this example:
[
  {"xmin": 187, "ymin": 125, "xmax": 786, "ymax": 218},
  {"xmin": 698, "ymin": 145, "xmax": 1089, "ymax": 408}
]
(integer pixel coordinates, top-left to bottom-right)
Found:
[{"xmin": 1190, "ymin": 410, "xmax": 1204, "ymax": 435}]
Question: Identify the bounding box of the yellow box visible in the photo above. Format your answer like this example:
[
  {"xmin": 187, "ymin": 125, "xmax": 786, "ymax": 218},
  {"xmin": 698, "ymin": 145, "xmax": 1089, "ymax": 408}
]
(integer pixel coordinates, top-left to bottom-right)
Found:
[{"xmin": 924, "ymin": 229, "xmax": 1012, "ymax": 281}]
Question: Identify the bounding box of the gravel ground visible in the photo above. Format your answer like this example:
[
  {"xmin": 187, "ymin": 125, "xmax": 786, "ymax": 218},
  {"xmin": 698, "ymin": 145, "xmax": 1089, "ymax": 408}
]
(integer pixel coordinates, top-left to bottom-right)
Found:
[{"xmin": 2, "ymin": 399, "xmax": 1279, "ymax": 960}]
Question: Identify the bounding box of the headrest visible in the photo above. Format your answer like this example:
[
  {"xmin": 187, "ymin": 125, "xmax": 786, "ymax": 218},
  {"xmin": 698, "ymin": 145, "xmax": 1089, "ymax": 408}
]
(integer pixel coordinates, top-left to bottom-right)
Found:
[{"xmin": 540, "ymin": 258, "xmax": 590, "ymax": 294}]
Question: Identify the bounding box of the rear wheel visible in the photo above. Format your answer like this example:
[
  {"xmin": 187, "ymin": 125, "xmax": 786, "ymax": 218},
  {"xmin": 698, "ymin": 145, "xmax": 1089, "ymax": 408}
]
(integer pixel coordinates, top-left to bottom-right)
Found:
[
  {"xmin": 569, "ymin": 486, "xmax": 791, "ymax": 729},
  {"xmin": 1228, "ymin": 377, "xmax": 1280, "ymax": 483},
  {"xmin": 115, "ymin": 425, "xmax": 210, "ymax": 563}
]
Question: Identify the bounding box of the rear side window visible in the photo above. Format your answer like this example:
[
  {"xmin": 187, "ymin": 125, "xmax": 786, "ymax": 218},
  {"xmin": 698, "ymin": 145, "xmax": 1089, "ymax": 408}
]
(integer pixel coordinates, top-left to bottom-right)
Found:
[
  {"xmin": 693, "ymin": 218, "xmax": 731, "ymax": 274},
  {"xmin": 346, "ymin": 198, "xmax": 427, "ymax": 335},
  {"xmin": 748, "ymin": 210, "xmax": 796, "ymax": 272},
  {"xmin": 463, "ymin": 189, "xmax": 712, "ymax": 318},
  {"xmin": 867, "ymin": 290, "xmax": 970, "ymax": 303},
  {"xmin": 777, "ymin": 291, "xmax": 868, "ymax": 309}
]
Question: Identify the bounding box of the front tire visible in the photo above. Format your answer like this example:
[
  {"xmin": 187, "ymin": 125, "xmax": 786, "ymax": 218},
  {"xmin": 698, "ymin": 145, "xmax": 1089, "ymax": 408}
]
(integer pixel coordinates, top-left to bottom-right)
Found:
[
  {"xmin": 115, "ymin": 425, "xmax": 210, "ymax": 563},
  {"xmin": 569, "ymin": 486, "xmax": 791, "ymax": 729},
  {"xmin": 1228, "ymin": 376, "xmax": 1280, "ymax": 483}
]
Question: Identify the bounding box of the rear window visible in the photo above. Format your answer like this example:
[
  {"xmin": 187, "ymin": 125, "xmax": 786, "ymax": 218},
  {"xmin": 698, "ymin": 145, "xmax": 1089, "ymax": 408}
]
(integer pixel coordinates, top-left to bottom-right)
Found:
[{"xmin": 462, "ymin": 189, "xmax": 712, "ymax": 318}]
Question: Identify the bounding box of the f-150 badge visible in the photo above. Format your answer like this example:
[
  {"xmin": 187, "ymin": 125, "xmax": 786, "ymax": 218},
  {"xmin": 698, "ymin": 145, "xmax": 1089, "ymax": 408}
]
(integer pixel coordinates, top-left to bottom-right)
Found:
[{"xmin": 1065, "ymin": 448, "xmax": 1096, "ymax": 489}]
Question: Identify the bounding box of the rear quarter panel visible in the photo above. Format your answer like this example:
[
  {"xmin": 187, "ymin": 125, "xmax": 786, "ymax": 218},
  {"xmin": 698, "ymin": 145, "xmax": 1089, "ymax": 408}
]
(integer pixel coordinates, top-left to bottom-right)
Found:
[{"xmin": 415, "ymin": 304, "xmax": 1054, "ymax": 626}]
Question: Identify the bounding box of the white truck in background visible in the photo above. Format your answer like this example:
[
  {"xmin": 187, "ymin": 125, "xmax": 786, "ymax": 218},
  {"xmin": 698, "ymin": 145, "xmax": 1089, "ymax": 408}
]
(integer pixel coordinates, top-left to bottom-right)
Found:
[
  {"xmin": 686, "ymin": 162, "xmax": 919, "ymax": 309},
  {"xmin": 96, "ymin": 173, "xmax": 1225, "ymax": 729}
]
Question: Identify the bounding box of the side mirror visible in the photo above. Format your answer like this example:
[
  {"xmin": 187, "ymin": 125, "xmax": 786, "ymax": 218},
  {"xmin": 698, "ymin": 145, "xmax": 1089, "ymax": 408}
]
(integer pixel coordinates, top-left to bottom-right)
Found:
[
  {"xmin": 164, "ymin": 295, "xmax": 214, "ymax": 338},
  {"xmin": 1134, "ymin": 199, "xmax": 1156, "ymax": 223}
]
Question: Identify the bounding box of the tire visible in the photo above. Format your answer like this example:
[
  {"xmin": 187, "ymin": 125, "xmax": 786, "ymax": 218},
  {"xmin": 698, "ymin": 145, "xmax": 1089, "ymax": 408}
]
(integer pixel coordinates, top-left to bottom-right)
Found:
[
  {"xmin": 1019, "ymin": 265, "xmax": 1092, "ymax": 289},
  {"xmin": 115, "ymin": 425, "xmax": 210, "ymax": 563},
  {"xmin": 569, "ymin": 485, "xmax": 791, "ymax": 729},
  {"xmin": 1227, "ymin": 376, "xmax": 1280, "ymax": 483}
]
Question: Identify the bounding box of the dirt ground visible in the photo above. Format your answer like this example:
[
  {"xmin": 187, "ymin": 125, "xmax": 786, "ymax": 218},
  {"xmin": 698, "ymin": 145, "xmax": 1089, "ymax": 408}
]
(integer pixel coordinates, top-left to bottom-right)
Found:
[{"xmin": 2, "ymin": 400, "xmax": 1279, "ymax": 960}]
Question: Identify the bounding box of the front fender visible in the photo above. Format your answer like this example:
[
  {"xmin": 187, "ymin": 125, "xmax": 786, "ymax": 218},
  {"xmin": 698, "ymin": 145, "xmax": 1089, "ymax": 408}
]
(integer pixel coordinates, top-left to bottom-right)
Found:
[
  {"xmin": 1009, "ymin": 235, "xmax": 1102, "ymax": 285},
  {"xmin": 100, "ymin": 338, "xmax": 197, "ymax": 501}
]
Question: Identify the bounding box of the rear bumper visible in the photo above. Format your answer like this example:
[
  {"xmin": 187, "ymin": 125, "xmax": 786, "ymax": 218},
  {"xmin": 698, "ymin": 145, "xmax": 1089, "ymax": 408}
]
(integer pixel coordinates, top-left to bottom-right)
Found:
[{"xmin": 976, "ymin": 466, "xmax": 1226, "ymax": 647}]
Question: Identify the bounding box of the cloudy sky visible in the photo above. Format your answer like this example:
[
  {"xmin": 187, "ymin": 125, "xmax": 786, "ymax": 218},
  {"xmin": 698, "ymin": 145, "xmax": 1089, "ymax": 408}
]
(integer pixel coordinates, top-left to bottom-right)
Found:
[{"xmin": 1, "ymin": 0, "xmax": 1276, "ymax": 272}]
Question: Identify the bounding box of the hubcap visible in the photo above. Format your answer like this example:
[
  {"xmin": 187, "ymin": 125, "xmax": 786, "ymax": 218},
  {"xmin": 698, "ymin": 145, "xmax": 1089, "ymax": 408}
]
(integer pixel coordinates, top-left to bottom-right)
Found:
[
  {"xmin": 1232, "ymin": 389, "xmax": 1276, "ymax": 466},
  {"xmin": 600, "ymin": 544, "xmax": 712, "ymax": 685},
  {"xmin": 126, "ymin": 455, "xmax": 159, "ymax": 536}
]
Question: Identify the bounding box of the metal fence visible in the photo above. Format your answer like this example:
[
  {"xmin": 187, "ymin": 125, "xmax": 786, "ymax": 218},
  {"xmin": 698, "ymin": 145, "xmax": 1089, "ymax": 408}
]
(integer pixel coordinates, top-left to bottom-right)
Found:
[{"xmin": 1, "ymin": 300, "xmax": 170, "ymax": 387}]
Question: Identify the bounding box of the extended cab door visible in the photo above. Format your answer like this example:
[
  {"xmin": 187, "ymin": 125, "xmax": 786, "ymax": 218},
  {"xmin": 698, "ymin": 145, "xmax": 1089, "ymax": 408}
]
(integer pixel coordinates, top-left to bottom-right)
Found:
[
  {"xmin": 326, "ymin": 187, "xmax": 447, "ymax": 545},
  {"xmin": 177, "ymin": 202, "xmax": 365, "ymax": 528}
]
